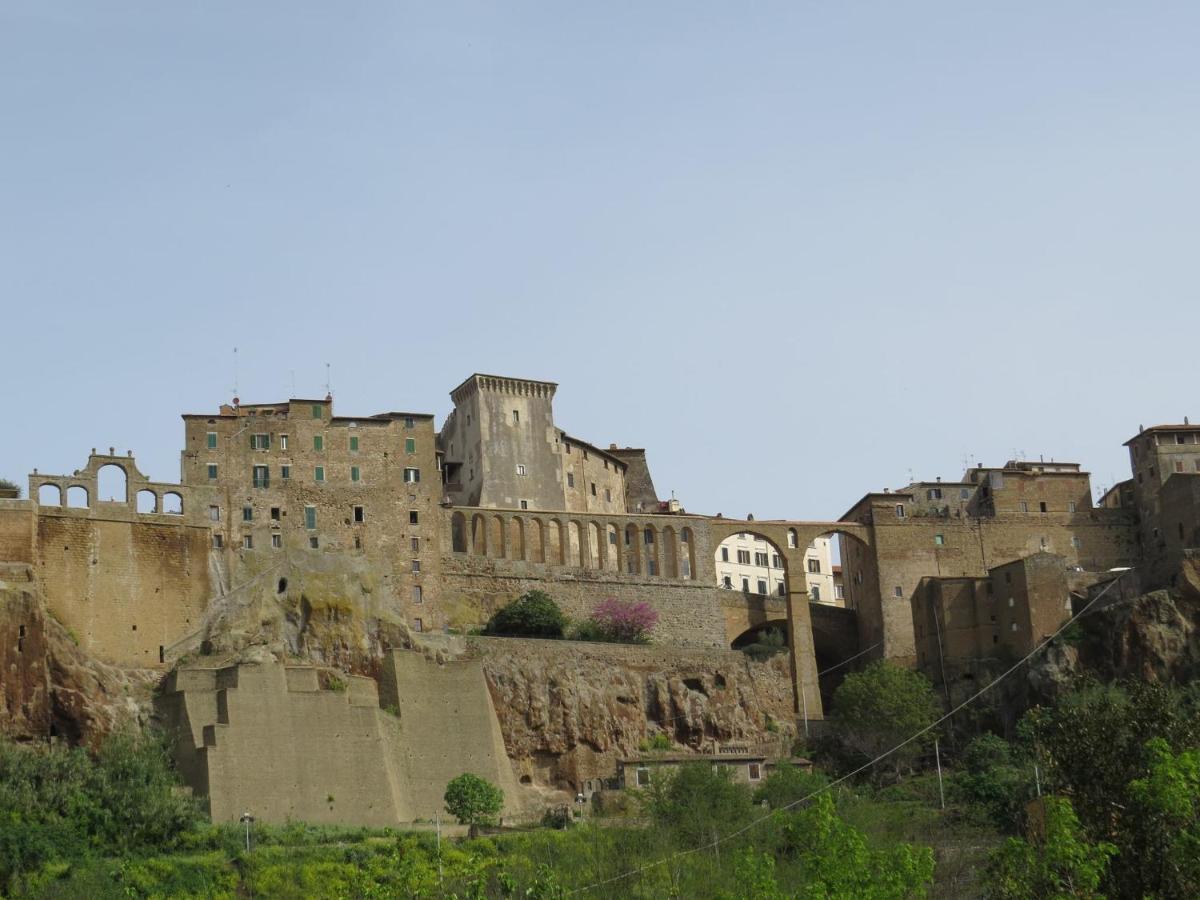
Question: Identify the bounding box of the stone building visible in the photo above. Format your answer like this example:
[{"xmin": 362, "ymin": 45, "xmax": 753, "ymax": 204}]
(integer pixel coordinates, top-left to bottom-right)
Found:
[
  {"xmin": 1124, "ymin": 422, "xmax": 1200, "ymax": 587},
  {"xmin": 839, "ymin": 459, "xmax": 1138, "ymax": 665},
  {"xmin": 714, "ymin": 532, "xmax": 838, "ymax": 605}
]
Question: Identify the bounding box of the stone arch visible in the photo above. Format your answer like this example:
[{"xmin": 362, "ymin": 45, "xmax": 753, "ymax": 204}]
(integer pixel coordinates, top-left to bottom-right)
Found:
[
  {"xmin": 509, "ymin": 516, "xmax": 526, "ymax": 561},
  {"xmin": 642, "ymin": 524, "xmax": 659, "ymax": 576},
  {"xmin": 730, "ymin": 619, "xmax": 789, "ymax": 651},
  {"xmin": 547, "ymin": 519, "xmax": 564, "ymax": 565},
  {"xmin": 714, "ymin": 530, "xmax": 789, "ymax": 598},
  {"xmin": 162, "ymin": 491, "xmax": 183, "ymax": 515},
  {"xmin": 605, "ymin": 524, "xmax": 621, "ymax": 572},
  {"xmin": 136, "ymin": 489, "xmax": 158, "ymax": 513},
  {"xmin": 624, "ymin": 524, "xmax": 641, "ymax": 574},
  {"xmin": 96, "ymin": 463, "xmax": 128, "ymax": 503},
  {"xmin": 528, "ymin": 518, "xmax": 545, "ymax": 563},
  {"xmin": 470, "ymin": 514, "xmax": 487, "ymax": 556},
  {"xmin": 662, "ymin": 525, "xmax": 679, "ymax": 579},
  {"xmin": 567, "ymin": 520, "xmax": 586, "ymax": 568},
  {"xmin": 451, "ymin": 512, "xmax": 468, "ymax": 553},
  {"xmin": 588, "ymin": 521, "xmax": 603, "ymax": 569},
  {"xmin": 66, "ymin": 485, "xmax": 89, "ymax": 508},
  {"xmin": 680, "ymin": 527, "xmax": 696, "ymax": 579},
  {"xmin": 490, "ymin": 515, "xmax": 506, "ymax": 558},
  {"xmin": 37, "ymin": 483, "xmax": 62, "ymax": 506}
]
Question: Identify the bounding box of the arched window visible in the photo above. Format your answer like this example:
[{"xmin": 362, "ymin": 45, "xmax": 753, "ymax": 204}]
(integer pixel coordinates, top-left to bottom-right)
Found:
[
  {"xmin": 136, "ymin": 490, "xmax": 157, "ymax": 513},
  {"xmin": 97, "ymin": 464, "xmax": 127, "ymax": 503},
  {"xmin": 66, "ymin": 485, "xmax": 89, "ymax": 508},
  {"xmin": 38, "ymin": 484, "xmax": 62, "ymax": 506},
  {"xmin": 162, "ymin": 492, "xmax": 183, "ymax": 515}
]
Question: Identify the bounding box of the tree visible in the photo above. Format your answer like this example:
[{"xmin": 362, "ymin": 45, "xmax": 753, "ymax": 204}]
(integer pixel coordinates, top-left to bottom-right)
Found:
[
  {"xmin": 484, "ymin": 590, "xmax": 566, "ymax": 638},
  {"xmin": 1127, "ymin": 738, "xmax": 1200, "ymax": 897},
  {"xmin": 828, "ymin": 661, "xmax": 940, "ymax": 781},
  {"xmin": 443, "ymin": 773, "xmax": 503, "ymax": 836},
  {"xmin": 642, "ymin": 762, "xmax": 755, "ymax": 850},
  {"xmin": 0, "ymin": 479, "xmax": 19, "ymax": 498},
  {"xmin": 576, "ymin": 597, "xmax": 658, "ymax": 643},
  {"xmin": 951, "ymin": 733, "xmax": 1036, "ymax": 832},
  {"xmin": 753, "ymin": 763, "xmax": 829, "ymax": 812},
  {"xmin": 984, "ymin": 797, "xmax": 1116, "ymax": 899}
]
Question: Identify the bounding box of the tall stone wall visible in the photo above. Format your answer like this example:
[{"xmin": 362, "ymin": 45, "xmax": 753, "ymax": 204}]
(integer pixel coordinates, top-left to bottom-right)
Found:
[{"xmin": 35, "ymin": 511, "xmax": 211, "ymax": 667}]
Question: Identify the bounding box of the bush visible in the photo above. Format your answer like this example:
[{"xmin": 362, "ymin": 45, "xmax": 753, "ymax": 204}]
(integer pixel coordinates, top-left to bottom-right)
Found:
[
  {"xmin": 950, "ymin": 733, "xmax": 1035, "ymax": 832},
  {"xmin": 0, "ymin": 479, "xmax": 20, "ymax": 498},
  {"xmin": 740, "ymin": 627, "xmax": 787, "ymax": 661},
  {"xmin": 572, "ymin": 597, "xmax": 658, "ymax": 644},
  {"xmin": 642, "ymin": 762, "xmax": 755, "ymax": 848},
  {"xmin": 484, "ymin": 591, "xmax": 566, "ymax": 638},
  {"xmin": 754, "ymin": 764, "xmax": 830, "ymax": 811}
]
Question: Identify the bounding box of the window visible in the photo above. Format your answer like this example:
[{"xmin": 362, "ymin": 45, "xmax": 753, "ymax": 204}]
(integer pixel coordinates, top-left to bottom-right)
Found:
[
  {"xmin": 242, "ymin": 505, "xmax": 252, "ymax": 522},
  {"xmin": 1177, "ymin": 433, "xmax": 1188, "ymax": 444},
  {"xmin": 409, "ymin": 510, "xmax": 419, "ymax": 525},
  {"xmin": 1011, "ymin": 622, "xmax": 1018, "ymax": 632},
  {"xmin": 605, "ymin": 487, "xmax": 612, "ymax": 502},
  {"xmin": 1019, "ymin": 501, "xmax": 1029, "ymax": 513},
  {"xmin": 251, "ymin": 433, "xmax": 269, "ymax": 450},
  {"xmin": 1068, "ymin": 501, "xmax": 1076, "ymax": 513},
  {"xmin": 281, "ymin": 465, "xmax": 290, "ymax": 480},
  {"xmin": 564, "ymin": 443, "xmax": 571, "ymax": 454},
  {"xmin": 351, "ymin": 466, "xmax": 360, "ymax": 482},
  {"xmin": 253, "ymin": 465, "xmax": 269, "ymax": 488},
  {"xmin": 242, "ymin": 534, "xmax": 253, "ymax": 549},
  {"xmin": 1040, "ymin": 536, "xmax": 1048, "ymax": 549},
  {"xmin": 413, "ymin": 585, "xmax": 423, "ymax": 603},
  {"xmin": 516, "ymin": 464, "xmax": 526, "ymax": 476},
  {"xmin": 811, "ymin": 585, "xmax": 821, "ymax": 602},
  {"xmin": 777, "ymin": 581, "xmax": 786, "ymax": 597},
  {"xmin": 648, "ymin": 559, "xmax": 658, "ymax": 576},
  {"xmin": 960, "ymin": 488, "xmax": 970, "ymax": 500},
  {"xmin": 206, "ymin": 432, "xmax": 217, "ymax": 449},
  {"xmin": 682, "ymin": 559, "xmax": 692, "ymax": 578},
  {"xmin": 279, "ymin": 435, "xmax": 288, "ymax": 450},
  {"xmin": 771, "ymin": 554, "xmax": 781, "ymax": 568},
  {"xmin": 353, "ymin": 505, "xmax": 364, "ymax": 523},
  {"xmin": 591, "ymin": 483, "xmax": 597, "ymax": 496},
  {"xmin": 1176, "ymin": 461, "xmax": 1185, "ymax": 473},
  {"xmin": 807, "ymin": 558, "xmax": 821, "ymax": 573},
  {"xmin": 755, "ymin": 551, "xmax": 769, "ymax": 567},
  {"xmin": 207, "ymin": 463, "xmax": 218, "ymax": 480},
  {"xmin": 757, "ymin": 579, "xmax": 767, "ymax": 595},
  {"xmin": 567, "ymin": 472, "xmax": 575, "ymax": 488},
  {"xmin": 271, "ymin": 533, "xmax": 282, "ymax": 549},
  {"xmin": 895, "ymin": 504, "xmax": 905, "ymax": 519},
  {"xmin": 927, "ymin": 488, "xmax": 942, "ymax": 500},
  {"xmin": 304, "ymin": 506, "xmax": 316, "ymax": 529},
  {"xmin": 1008, "ymin": 597, "xmax": 1015, "ymax": 607},
  {"xmin": 403, "ymin": 468, "xmax": 420, "ymax": 484},
  {"xmin": 636, "ymin": 767, "xmax": 650, "ymax": 787},
  {"xmin": 894, "ymin": 585, "xmax": 903, "ymax": 598},
  {"xmin": 212, "ymin": 534, "xmax": 223, "ymax": 549},
  {"xmin": 1072, "ymin": 536, "xmax": 1082, "ymax": 548},
  {"xmin": 270, "ymin": 507, "xmax": 280, "ymax": 521},
  {"xmin": 311, "ymin": 404, "xmax": 322, "ymax": 419},
  {"xmin": 737, "ymin": 549, "xmax": 751, "ymax": 564},
  {"xmin": 512, "ymin": 410, "xmax": 519, "ymax": 424},
  {"xmin": 405, "ymin": 437, "xmax": 416, "ymax": 454},
  {"xmin": 1039, "ymin": 501, "xmax": 1048, "ymax": 513},
  {"xmin": 411, "ymin": 537, "xmax": 419, "ymax": 551},
  {"xmin": 520, "ymin": 500, "xmax": 529, "ymax": 510},
  {"xmin": 314, "ymin": 466, "xmax": 325, "ymax": 482},
  {"xmin": 741, "ymin": 577, "xmax": 750, "ymax": 592},
  {"xmin": 411, "ymin": 559, "xmax": 421, "ymax": 574},
  {"xmin": 835, "ymin": 584, "xmax": 845, "ymax": 600},
  {"xmin": 208, "ymin": 505, "xmax": 220, "ymax": 522},
  {"xmin": 404, "ymin": 416, "xmax": 415, "ymax": 429},
  {"xmin": 721, "ymin": 547, "xmax": 730, "ymax": 562},
  {"xmin": 313, "ymin": 435, "xmax": 323, "ymax": 451},
  {"xmin": 309, "ymin": 536, "xmax": 319, "ymax": 549},
  {"xmin": 934, "ymin": 534, "xmax": 944, "ymax": 546}
]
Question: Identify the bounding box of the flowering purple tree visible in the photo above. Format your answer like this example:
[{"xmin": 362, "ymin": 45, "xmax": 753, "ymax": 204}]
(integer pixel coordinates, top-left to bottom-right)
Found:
[{"xmin": 588, "ymin": 597, "xmax": 659, "ymax": 643}]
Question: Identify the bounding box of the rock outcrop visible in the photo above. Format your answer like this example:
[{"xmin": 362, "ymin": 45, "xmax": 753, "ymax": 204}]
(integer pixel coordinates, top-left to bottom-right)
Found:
[
  {"xmin": 0, "ymin": 564, "xmax": 157, "ymax": 746},
  {"xmin": 465, "ymin": 636, "xmax": 796, "ymax": 789}
]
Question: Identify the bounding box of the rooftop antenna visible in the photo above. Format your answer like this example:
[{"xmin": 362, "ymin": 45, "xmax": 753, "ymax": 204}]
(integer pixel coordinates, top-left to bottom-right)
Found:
[
  {"xmin": 324, "ymin": 362, "xmax": 332, "ymax": 399},
  {"xmin": 231, "ymin": 347, "xmax": 239, "ymax": 404},
  {"xmin": 290, "ymin": 369, "xmax": 296, "ymax": 397},
  {"xmin": 906, "ymin": 467, "xmax": 914, "ymax": 485}
]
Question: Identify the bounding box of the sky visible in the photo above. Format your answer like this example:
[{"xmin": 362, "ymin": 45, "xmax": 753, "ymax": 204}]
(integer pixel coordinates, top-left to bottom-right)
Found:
[{"xmin": 2, "ymin": 2, "xmax": 1199, "ymax": 520}]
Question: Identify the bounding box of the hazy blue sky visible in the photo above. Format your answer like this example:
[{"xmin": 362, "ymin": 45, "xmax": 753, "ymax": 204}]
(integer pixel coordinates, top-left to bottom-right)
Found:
[{"xmin": 3, "ymin": 2, "xmax": 1198, "ymax": 519}]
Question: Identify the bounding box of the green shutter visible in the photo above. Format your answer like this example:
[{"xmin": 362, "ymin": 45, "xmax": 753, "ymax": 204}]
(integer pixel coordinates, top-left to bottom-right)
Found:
[
  {"xmin": 350, "ymin": 436, "xmax": 359, "ymax": 451},
  {"xmin": 314, "ymin": 435, "xmax": 323, "ymax": 451},
  {"xmin": 305, "ymin": 507, "xmax": 316, "ymax": 529},
  {"xmin": 312, "ymin": 404, "xmax": 322, "ymax": 419},
  {"xmin": 206, "ymin": 432, "xmax": 217, "ymax": 449},
  {"xmin": 315, "ymin": 467, "xmax": 324, "ymax": 482},
  {"xmin": 351, "ymin": 466, "xmax": 360, "ymax": 482},
  {"xmin": 405, "ymin": 438, "xmax": 416, "ymax": 453}
]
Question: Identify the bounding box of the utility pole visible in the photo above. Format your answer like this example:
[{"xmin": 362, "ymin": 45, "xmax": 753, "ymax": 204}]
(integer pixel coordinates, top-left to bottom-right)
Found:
[
  {"xmin": 934, "ymin": 739, "xmax": 945, "ymax": 810},
  {"xmin": 240, "ymin": 811, "xmax": 254, "ymax": 852},
  {"xmin": 435, "ymin": 810, "xmax": 443, "ymax": 889}
]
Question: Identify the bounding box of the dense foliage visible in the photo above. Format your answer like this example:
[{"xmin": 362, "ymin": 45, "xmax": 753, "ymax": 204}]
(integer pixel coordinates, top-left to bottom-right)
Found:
[
  {"xmin": 483, "ymin": 590, "xmax": 567, "ymax": 638},
  {"xmin": 0, "ymin": 731, "xmax": 201, "ymax": 890},
  {"xmin": 826, "ymin": 661, "xmax": 941, "ymax": 781}
]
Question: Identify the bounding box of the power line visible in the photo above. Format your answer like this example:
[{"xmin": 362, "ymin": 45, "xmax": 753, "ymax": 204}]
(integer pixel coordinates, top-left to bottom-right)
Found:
[{"xmin": 566, "ymin": 571, "xmax": 1131, "ymax": 895}]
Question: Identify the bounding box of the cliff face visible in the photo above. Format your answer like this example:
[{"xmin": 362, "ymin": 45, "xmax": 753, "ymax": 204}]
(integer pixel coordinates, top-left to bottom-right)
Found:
[
  {"xmin": 0, "ymin": 564, "xmax": 157, "ymax": 746},
  {"xmin": 466, "ymin": 636, "xmax": 797, "ymax": 789}
]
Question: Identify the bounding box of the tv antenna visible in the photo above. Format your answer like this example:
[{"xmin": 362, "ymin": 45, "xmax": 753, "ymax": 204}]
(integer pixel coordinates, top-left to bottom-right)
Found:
[
  {"xmin": 230, "ymin": 347, "xmax": 239, "ymax": 401},
  {"xmin": 324, "ymin": 362, "xmax": 332, "ymax": 398}
]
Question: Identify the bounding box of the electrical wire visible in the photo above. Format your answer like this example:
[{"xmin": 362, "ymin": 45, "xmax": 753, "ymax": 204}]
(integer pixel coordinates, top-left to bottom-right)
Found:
[{"xmin": 565, "ymin": 570, "xmax": 1131, "ymax": 895}]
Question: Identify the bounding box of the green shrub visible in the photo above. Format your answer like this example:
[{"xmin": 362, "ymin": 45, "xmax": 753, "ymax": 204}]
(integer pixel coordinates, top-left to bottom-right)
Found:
[
  {"xmin": 444, "ymin": 773, "xmax": 504, "ymax": 836},
  {"xmin": 637, "ymin": 733, "xmax": 671, "ymax": 753},
  {"xmin": 484, "ymin": 590, "xmax": 566, "ymax": 638}
]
